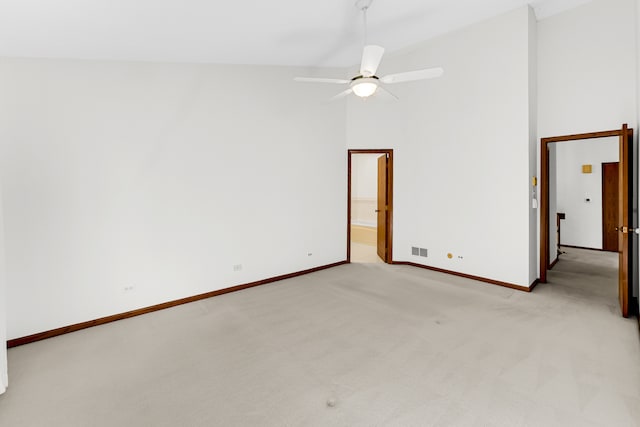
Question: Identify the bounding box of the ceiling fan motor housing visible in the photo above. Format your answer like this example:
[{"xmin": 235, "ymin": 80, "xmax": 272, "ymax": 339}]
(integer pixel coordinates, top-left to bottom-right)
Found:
[
  {"xmin": 292, "ymin": 0, "xmax": 443, "ymax": 100},
  {"xmin": 351, "ymin": 76, "xmax": 379, "ymax": 97}
]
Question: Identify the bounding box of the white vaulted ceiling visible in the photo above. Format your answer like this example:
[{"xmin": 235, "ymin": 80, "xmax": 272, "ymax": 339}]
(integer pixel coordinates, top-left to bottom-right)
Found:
[{"xmin": 0, "ymin": 0, "xmax": 593, "ymax": 67}]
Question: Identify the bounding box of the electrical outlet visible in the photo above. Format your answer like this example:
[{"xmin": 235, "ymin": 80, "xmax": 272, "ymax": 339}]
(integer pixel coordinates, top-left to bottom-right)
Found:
[
  {"xmin": 123, "ymin": 285, "xmax": 134, "ymax": 292},
  {"xmin": 233, "ymin": 264, "xmax": 243, "ymax": 272}
]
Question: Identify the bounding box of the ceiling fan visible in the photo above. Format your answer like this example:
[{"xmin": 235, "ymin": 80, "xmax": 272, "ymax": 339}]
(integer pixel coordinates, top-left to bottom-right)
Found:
[{"xmin": 294, "ymin": 0, "xmax": 443, "ymax": 100}]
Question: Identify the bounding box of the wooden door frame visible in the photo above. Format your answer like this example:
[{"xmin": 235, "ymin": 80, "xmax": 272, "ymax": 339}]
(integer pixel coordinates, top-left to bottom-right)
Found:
[
  {"xmin": 540, "ymin": 125, "xmax": 632, "ymax": 287},
  {"xmin": 347, "ymin": 149, "xmax": 394, "ymax": 263}
]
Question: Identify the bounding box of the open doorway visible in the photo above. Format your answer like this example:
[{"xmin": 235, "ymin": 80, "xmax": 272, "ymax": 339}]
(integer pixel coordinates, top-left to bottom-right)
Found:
[
  {"xmin": 347, "ymin": 149, "xmax": 393, "ymax": 264},
  {"xmin": 550, "ymin": 138, "xmax": 619, "ymax": 255},
  {"xmin": 540, "ymin": 125, "xmax": 636, "ymax": 317}
]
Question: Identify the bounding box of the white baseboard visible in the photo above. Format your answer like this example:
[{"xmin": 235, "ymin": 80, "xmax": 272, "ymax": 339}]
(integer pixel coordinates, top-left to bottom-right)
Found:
[{"xmin": 351, "ymin": 221, "xmax": 376, "ymax": 228}]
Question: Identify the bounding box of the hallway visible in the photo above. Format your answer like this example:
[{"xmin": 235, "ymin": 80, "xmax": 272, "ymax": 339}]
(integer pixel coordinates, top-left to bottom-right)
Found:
[{"xmin": 546, "ymin": 246, "xmax": 619, "ymax": 314}]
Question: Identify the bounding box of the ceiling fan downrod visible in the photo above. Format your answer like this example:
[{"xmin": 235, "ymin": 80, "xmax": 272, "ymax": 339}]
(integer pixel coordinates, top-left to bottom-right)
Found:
[
  {"xmin": 293, "ymin": 0, "xmax": 444, "ymax": 101},
  {"xmin": 356, "ymin": 0, "xmax": 374, "ymax": 47}
]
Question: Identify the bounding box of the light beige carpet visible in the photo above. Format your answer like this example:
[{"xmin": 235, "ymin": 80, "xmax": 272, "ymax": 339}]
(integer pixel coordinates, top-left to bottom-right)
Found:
[{"xmin": 0, "ymin": 249, "xmax": 638, "ymax": 426}]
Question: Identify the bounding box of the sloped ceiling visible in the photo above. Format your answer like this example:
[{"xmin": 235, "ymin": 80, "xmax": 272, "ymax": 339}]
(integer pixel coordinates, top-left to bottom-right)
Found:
[{"xmin": 0, "ymin": 0, "xmax": 593, "ymax": 67}]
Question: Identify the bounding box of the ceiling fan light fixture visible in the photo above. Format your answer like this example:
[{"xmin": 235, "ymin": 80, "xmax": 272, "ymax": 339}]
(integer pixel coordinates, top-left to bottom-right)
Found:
[
  {"xmin": 351, "ymin": 78, "xmax": 378, "ymax": 98},
  {"xmin": 293, "ymin": 0, "xmax": 443, "ymax": 101}
]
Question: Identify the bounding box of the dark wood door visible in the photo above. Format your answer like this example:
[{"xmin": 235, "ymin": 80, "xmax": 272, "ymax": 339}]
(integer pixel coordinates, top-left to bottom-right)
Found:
[
  {"xmin": 377, "ymin": 154, "xmax": 387, "ymax": 261},
  {"xmin": 602, "ymin": 162, "xmax": 619, "ymax": 252},
  {"xmin": 618, "ymin": 125, "xmax": 632, "ymax": 317}
]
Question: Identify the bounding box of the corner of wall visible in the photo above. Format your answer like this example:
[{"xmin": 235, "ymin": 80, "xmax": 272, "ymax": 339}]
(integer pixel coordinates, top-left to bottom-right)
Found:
[
  {"xmin": 0, "ymin": 182, "xmax": 7, "ymax": 394},
  {"xmin": 529, "ymin": 4, "xmax": 540, "ymax": 284}
]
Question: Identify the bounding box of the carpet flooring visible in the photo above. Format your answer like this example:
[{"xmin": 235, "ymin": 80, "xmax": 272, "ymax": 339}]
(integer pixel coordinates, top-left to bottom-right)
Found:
[{"xmin": 0, "ymin": 248, "xmax": 638, "ymax": 426}]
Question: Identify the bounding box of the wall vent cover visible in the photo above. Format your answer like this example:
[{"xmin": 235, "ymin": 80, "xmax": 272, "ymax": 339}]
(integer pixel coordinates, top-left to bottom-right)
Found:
[{"xmin": 412, "ymin": 246, "xmax": 428, "ymax": 257}]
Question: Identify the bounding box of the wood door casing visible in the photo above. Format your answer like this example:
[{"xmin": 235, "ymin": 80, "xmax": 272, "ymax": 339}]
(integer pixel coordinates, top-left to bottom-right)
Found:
[
  {"xmin": 347, "ymin": 149, "xmax": 394, "ymax": 264},
  {"xmin": 377, "ymin": 154, "xmax": 387, "ymax": 262},
  {"xmin": 602, "ymin": 162, "xmax": 619, "ymax": 252},
  {"xmin": 618, "ymin": 125, "xmax": 631, "ymax": 317},
  {"xmin": 540, "ymin": 125, "xmax": 632, "ymax": 318}
]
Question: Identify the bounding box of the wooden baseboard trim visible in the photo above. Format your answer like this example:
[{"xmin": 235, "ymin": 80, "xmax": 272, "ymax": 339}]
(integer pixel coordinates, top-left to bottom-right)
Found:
[
  {"xmin": 548, "ymin": 258, "xmax": 559, "ymax": 270},
  {"xmin": 7, "ymin": 260, "xmax": 348, "ymax": 348},
  {"xmin": 529, "ymin": 279, "xmax": 540, "ymax": 290},
  {"xmin": 392, "ymin": 261, "xmax": 534, "ymax": 293}
]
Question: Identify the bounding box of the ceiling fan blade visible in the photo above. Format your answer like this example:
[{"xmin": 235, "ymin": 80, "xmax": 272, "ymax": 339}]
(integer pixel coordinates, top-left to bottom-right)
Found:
[
  {"xmin": 360, "ymin": 45, "xmax": 385, "ymax": 77},
  {"xmin": 294, "ymin": 77, "xmax": 350, "ymax": 84},
  {"xmin": 331, "ymin": 88, "xmax": 353, "ymax": 100},
  {"xmin": 380, "ymin": 67, "xmax": 444, "ymax": 84},
  {"xmin": 377, "ymin": 85, "xmax": 399, "ymax": 101}
]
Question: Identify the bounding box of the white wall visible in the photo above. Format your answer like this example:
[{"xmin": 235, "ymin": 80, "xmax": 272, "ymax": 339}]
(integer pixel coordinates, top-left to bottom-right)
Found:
[
  {"xmin": 0, "ymin": 58, "xmax": 347, "ymax": 339},
  {"xmin": 528, "ymin": 7, "xmax": 539, "ymax": 283},
  {"xmin": 555, "ymin": 138, "xmax": 619, "ymax": 248},
  {"xmin": 351, "ymin": 154, "xmax": 379, "ymax": 227},
  {"xmin": 538, "ymin": 0, "xmax": 637, "ymax": 138},
  {"xmin": 0, "ymin": 178, "xmax": 7, "ymax": 394},
  {"xmin": 352, "ymin": 154, "xmax": 378, "ymax": 199},
  {"xmin": 348, "ymin": 6, "xmax": 535, "ymax": 287}
]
